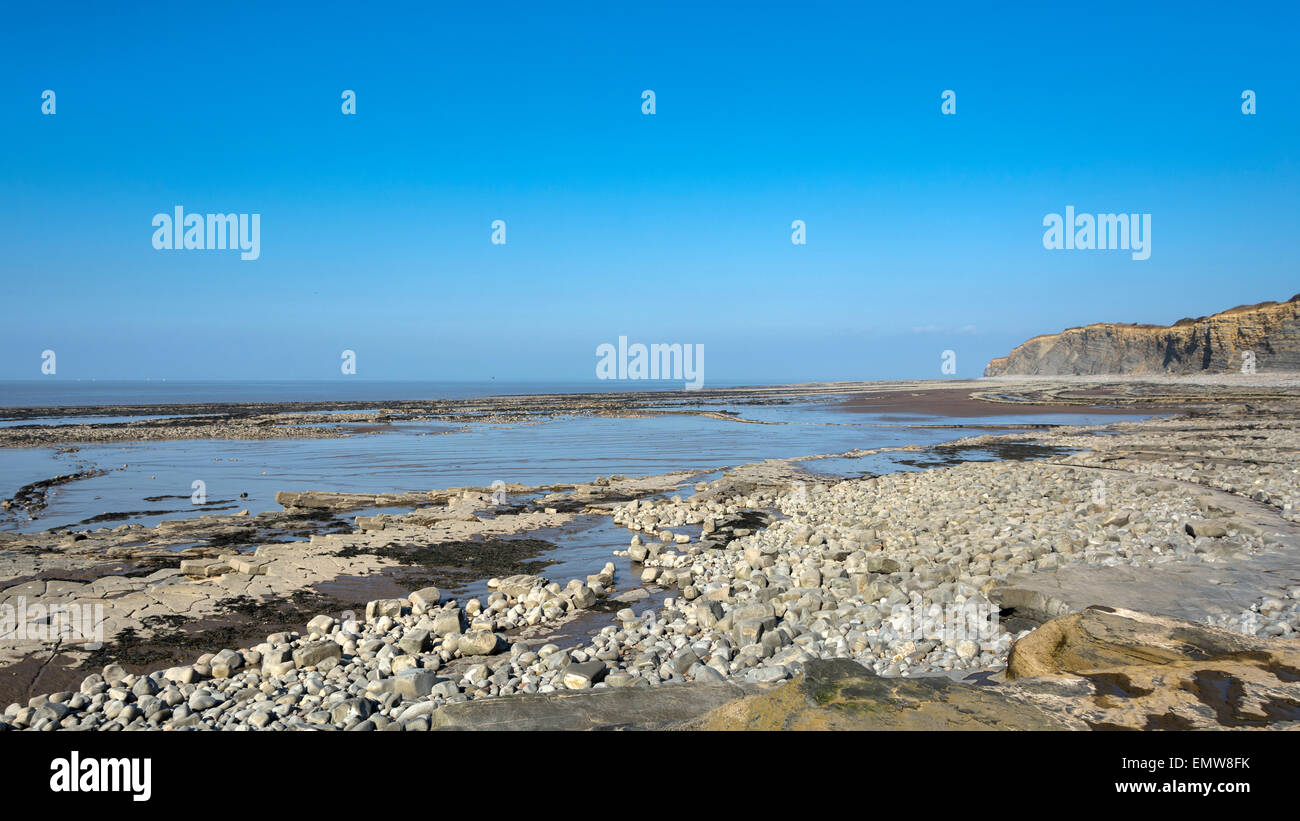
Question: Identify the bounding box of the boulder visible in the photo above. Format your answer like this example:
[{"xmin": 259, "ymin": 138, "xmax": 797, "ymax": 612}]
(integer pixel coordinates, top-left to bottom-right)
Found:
[
  {"xmin": 494, "ymin": 575, "xmax": 548, "ymax": 598},
  {"xmin": 162, "ymin": 665, "xmax": 201, "ymax": 685},
  {"xmin": 457, "ymin": 629, "xmax": 501, "ymax": 656},
  {"xmin": 366, "ymin": 599, "xmax": 406, "ymax": 620},
  {"xmin": 292, "ymin": 641, "xmax": 342, "ymax": 670},
  {"xmin": 228, "ymin": 557, "xmax": 268, "ymax": 575},
  {"xmin": 570, "ymin": 585, "xmax": 598, "ymax": 609},
  {"xmin": 397, "ymin": 629, "xmax": 431, "ymax": 656},
  {"xmin": 1185, "ymin": 519, "xmax": 1229, "ymax": 538},
  {"xmin": 392, "ymin": 669, "xmax": 441, "ymax": 700},
  {"xmin": 431, "ymin": 609, "xmax": 465, "ymax": 637},
  {"xmin": 562, "ymin": 661, "xmax": 607, "ymax": 689},
  {"xmin": 306, "ymin": 614, "xmax": 336, "ymax": 635},
  {"xmin": 408, "ymin": 587, "xmax": 442, "ymax": 612},
  {"xmin": 331, "ymin": 697, "xmax": 374, "ymax": 725}
]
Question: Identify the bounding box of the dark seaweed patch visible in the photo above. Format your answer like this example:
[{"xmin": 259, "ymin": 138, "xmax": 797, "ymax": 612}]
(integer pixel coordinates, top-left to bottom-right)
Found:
[
  {"xmin": 334, "ymin": 537, "xmax": 559, "ymax": 592},
  {"xmin": 894, "ymin": 441, "xmax": 1073, "ymax": 469},
  {"xmin": 75, "ymin": 590, "xmax": 349, "ymax": 671}
]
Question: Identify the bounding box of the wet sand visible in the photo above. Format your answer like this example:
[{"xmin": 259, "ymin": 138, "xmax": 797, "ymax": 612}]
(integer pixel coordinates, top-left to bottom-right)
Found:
[
  {"xmin": 0, "ymin": 380, "xmax": 1176, "ymax": 446},
  {"xmin": 831, "ymin": 377, "xmax": 1300, "ymax": 418},
  {"xmin": 833, "ymin": 386, "xmax": 1147, "ymax": 417}
]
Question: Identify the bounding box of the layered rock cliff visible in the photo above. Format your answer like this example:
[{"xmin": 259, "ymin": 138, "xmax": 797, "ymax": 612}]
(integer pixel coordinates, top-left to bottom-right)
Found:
[{"xmin": 985, "ymin": 295, "xmax": 1300, "ymax": 376}]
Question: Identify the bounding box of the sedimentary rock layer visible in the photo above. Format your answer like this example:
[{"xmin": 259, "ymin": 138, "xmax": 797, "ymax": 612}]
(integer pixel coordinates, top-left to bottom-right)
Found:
[{"xmin": 985, "ymin": 295, "xmax": 1300, "ymax": 375}]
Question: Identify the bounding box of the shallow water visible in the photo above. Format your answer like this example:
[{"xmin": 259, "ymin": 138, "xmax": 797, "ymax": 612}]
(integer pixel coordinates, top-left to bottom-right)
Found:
[
  {"xmin": 0, "ymin": 398, "xmax": 1150, "ymax": 533},
  {"xmin": 460, "ymin": 515, "xmax": 631, "ymax": 601}
]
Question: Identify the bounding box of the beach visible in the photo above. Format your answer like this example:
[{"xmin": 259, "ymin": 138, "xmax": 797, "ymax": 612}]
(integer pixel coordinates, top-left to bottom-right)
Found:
[{"xmin": 2, "ymin": 376, "xmax": 1299, "ymax": 730}]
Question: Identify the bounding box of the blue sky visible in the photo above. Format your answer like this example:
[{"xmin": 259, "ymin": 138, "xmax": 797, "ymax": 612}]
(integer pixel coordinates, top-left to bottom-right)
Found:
[{"xmin": 1, "ymin": 1, "xmax": 1296, "ymax": 383}]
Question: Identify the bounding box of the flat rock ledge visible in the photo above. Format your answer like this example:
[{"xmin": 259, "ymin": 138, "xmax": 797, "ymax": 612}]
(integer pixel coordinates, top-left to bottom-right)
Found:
[
  {"xmin": 679, "ymin": 606, "xmax": 1300, "ymax": 731},
  {"xmin": 431, "ymin": 680, "xmax": 749, "ymax": 731},
  {"xmin": 684, "ymin": 658, "xmax": 1067, "ymax": 730},
  {"xmin": 1004, "ymin": 606, "xmax": 1300, "ymax": 730}
]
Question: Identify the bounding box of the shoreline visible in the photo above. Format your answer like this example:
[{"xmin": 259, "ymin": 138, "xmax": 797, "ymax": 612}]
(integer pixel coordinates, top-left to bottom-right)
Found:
[
  {"xmin": 834, "ymin": 386, "xmax": 1160, "ymax": 418},
  {"xmin": 2, "ymin": 377, "xmax": 1299, "ymax": 730},
  {"xmin": 0, "ymin": 376, "xmax": 1211, "ymax": 448}
]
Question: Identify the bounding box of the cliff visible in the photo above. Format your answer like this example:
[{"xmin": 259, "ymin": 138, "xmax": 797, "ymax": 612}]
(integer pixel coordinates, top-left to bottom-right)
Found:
[{"xmin": 984, "ymin": 295, "xmax": 1300, "ymax": 376}]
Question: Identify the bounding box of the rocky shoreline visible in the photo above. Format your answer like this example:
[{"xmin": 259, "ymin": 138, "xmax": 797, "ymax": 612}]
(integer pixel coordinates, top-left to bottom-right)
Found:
[
  {"xmin": 3, "ymin": 375, "xmax": 1272, "ymax": 448},
  {"xmin": 3, "ymin": 378, "xmax": 1299, "ymax": 730},
  {"xmin": 0, "ymin": 383, "xmax": 872, "ymax": 447}
]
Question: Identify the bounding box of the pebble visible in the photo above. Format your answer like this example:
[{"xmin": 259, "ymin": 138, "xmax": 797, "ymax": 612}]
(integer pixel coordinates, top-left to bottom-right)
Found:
[{"xmin": 9, "ymin": 412, "xmax": 1297, "ymax": 731}]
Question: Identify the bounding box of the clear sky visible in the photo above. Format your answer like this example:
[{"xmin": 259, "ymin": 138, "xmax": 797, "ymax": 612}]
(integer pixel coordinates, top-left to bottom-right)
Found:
[{"xmin": 1, "ymin": 1, "xmax": 1296, "ymax": 383}]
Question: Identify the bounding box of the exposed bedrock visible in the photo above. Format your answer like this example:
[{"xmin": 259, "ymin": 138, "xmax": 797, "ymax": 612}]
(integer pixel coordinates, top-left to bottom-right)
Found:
[{"xmin": 986, "ymin": 295, "xmax": 1300, "ymax": 375}]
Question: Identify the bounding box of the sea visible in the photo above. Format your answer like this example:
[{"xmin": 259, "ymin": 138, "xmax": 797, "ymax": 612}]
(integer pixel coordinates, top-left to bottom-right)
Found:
[{"xmin": 0, "ymin": 380, "xmax": 1152, "ymax": 534}]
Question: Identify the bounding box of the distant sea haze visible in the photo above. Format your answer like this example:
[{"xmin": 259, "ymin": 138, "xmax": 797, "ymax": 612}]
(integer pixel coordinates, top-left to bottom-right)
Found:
[{"xmin": 0, "ymin": 380, "xmax": 763, "ymax": 408}]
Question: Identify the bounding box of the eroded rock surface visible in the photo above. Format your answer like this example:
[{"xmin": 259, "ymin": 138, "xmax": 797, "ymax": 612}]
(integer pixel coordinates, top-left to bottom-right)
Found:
[
  {"xmin": 1005, "ymin": 606, "xmax": 1300, "ymax": 730},
  {"xmin": 985, "ymin": 294, "xmax": 1300, "ymax": 375},
  {"xmin": 684, "ymin": 608, "xmax": 1300, "ymax": 731},
  {"xmin": 685, "ymin": 658, "xmax": 1068, "ymax": 730},
  {"xmin": 5, "ymin": 379, "xmax": 1300, "ymax": 730}
]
